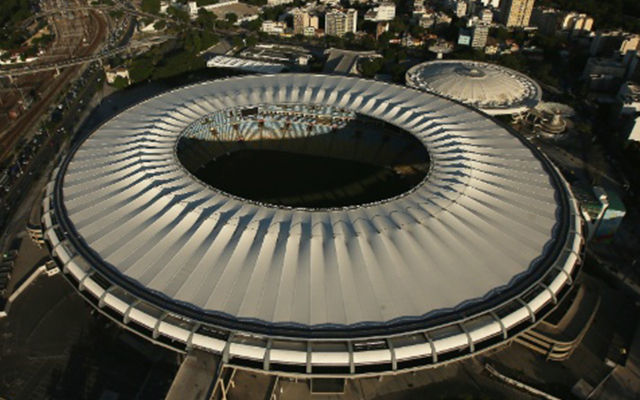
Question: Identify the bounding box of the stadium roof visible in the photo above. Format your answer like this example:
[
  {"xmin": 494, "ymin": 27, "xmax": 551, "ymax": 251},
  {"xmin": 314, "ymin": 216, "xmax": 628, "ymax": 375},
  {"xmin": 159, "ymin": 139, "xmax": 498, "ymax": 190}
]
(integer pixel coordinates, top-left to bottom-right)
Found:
[
  {"xmin": 45, "ymin": 75, "xmax": 582, "ymax": 353},
  {"xmin": 406, "ymin": 60, "xmax": 542, "ymax": 115}
]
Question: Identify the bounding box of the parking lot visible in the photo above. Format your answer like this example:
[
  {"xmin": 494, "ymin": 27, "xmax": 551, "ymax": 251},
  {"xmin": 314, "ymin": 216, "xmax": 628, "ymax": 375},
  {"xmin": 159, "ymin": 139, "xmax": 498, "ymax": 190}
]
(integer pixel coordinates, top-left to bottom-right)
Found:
[{"xmin": 0, "ymin": 272, "xmax": 178, "ymax": 400}]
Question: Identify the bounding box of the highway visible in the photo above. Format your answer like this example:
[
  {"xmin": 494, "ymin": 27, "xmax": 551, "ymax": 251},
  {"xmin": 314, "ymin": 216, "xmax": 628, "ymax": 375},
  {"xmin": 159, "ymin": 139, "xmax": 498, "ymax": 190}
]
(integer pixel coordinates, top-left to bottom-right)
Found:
[
  {"xmin": 0, "ymin": 36, "xmax": 172, "ymax": 77},
  {"xmin": 0, "ymin": 6, "xmax": 109, "ymax": 160}
]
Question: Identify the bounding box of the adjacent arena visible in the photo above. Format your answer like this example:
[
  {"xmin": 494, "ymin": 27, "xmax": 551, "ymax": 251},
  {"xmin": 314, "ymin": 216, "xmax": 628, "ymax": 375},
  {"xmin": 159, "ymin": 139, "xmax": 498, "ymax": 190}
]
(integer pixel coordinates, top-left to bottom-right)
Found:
[
  {"xmin": 42, "ymin": 74, "xmax": 584, "ymax": 376},
  {"xmin": 406, "ymin": 60, "xmax": 542, "ymax": 116}
]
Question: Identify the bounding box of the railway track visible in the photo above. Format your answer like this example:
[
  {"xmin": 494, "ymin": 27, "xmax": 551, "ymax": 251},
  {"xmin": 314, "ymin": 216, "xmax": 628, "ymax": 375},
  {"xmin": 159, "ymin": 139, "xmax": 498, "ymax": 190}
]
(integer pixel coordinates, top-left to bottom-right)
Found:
[{"xmin": 0, "ymin": 7, "xmax": 109, "ymax": 161}]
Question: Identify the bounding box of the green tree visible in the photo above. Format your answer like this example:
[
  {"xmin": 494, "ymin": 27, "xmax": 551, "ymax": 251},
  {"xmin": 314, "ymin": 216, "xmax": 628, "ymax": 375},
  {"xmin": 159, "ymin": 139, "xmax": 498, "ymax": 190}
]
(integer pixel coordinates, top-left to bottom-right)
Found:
[
  {"xmin": 196, "ymin": 8, "xmax": 217, "ymax": 28},
  {"xmin": 261, "ymin": 6, "xmax": 285, "ymax": 21},
  {"xmin": 129, "ymin": 57, "xmax": 155, "ymax": 82},
  {"xmin": 112, "ymin": 76, "xmax": 129, "ymax": 89},
  {"xmin": 141, "ymin": 0, "xmax": 161, "ymax": 14},
  {"xmin": 246, "ymin": 35, "xmax": 258, "ymax": 47},
  {"xmin": 226, "ymin": 12, "xmax": 238, "ymax": 23},
  {"xmin": 389, "ymin": 17, "xmax": 406, "ymax": 33},
  {"xmin": 245, "ymin": 17, "xmax": 262, "ymax": 32},
  {"xmin": 360, "ymin": 58, "xmax": 383, "ymax": 78},
  {"xmin": 232, "ymin": 36, "xmax": 244, "ymax": 48},
  {"xmin": 152, "ymin": 51, "xmax": 206, "ymax": 79},
  {"xmin": 168, "ymin": 6, "xmax": 190, "ymax": 22}
]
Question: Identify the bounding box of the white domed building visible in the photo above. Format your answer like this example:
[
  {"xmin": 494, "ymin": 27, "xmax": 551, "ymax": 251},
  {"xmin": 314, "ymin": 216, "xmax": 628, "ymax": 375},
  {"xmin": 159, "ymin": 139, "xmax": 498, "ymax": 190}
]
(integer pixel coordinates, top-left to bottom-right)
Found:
[
  {"xmin": 406, "ymin": 60, "xmax": 542, "ymax": 116},
  {"xmin": 43, "ymin": 74, "xmax": 582, "ymax": 377}
]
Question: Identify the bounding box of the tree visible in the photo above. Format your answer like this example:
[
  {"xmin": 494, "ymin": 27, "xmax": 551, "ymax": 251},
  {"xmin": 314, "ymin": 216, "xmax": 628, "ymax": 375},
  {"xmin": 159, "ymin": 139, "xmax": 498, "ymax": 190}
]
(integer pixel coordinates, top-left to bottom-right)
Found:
[
  {"xmin": 168, "ymin": 6, "xmax": 190, "ymax": 22},
  {"xmin": 261, "ymin": 6, "xmax": 285, "ymax": 21},
  {"xmin": 246, "ymin": 35, "xmax": 258, "ymax": 47},
  {"xmin": 360, "ymin": 58, "xmax": 383, "ymax": 78},
  {"xmin": 196, "ymin": 8, "xmax": 217, "ymax": 28},
  {"xmin": 0, "ymin": 0, "xmax": 31, "ymax": 27},
  {"xmin": 361, "ymin": 35, "xmax": 378, "ymax": 50},
  {"xmin": 232, "ymin": 36, "xmax": 244, "ymax": 48},
  {"xmin": 112, "ymin": 76, "xmax": 129, "ymax": 89},
  {"xmin": 245, "ymin": 17, "xmax": 262, "ymax": 32},
  {"xmin": 226, "ymin": 13, "xmax": 238, "ymax": 24},
  {"xmin": 152, "ymin": 51, "xmax": 206, "ymax": 80},
  {"xmin": 129, "ymin": 57, "xmax": 155, "ymax": 82},
  {"xmin": 389, "ymin": 17, "xmax": 406, "ymax": 34},
  {"xmin": 141, "ymin": 0, "xmax": 161, "ymax": 14}
]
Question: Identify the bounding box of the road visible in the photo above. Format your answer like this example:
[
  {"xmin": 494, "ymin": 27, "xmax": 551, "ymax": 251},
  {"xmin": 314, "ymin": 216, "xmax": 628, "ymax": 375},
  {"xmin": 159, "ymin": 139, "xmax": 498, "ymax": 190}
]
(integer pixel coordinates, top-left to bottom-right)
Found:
[
  {"xmin": 0, "ymin": 7, "xmax": 109, "ymax": 161},
  {"xmin": 0, "ymin": 36, "xmax": 172, "ymax": 78}
]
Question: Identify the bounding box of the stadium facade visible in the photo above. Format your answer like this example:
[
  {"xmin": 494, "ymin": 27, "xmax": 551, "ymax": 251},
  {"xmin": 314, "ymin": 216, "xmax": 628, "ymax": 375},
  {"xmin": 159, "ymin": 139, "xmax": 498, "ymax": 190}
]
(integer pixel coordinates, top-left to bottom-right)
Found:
[
  {"xmin": 42, "ymin": 74, "xmax": 584, "ymax": 377},
  {"xmin": 406, "ymin": 60, "xmax": 542, "ymax": 116}
]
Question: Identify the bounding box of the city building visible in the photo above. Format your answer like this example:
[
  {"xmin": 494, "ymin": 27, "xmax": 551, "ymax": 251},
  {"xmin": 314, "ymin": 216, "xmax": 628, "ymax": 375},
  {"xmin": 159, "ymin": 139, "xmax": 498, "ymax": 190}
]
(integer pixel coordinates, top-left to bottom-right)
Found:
[
  {"xmin": 267, "ymin": 0, "xmax": 293, "ymax": 6},
  {"xmin": 323, "ymin": 48, "xmax": 378, "ymax": 75},
  {"xmin": 458, "ymin": 27, "xmax": 472, "ymax": 46},
  {"xmin": 454, "ymin": 0, "xmax": 468, "ymax": 18},
  {"xmin": 325, "ymin": 9, "xmax": 357, "ymax": 37},
  {"xmin": 500, "ymin": 0, "xmax": 535, "ymax": 28},
  {"xmin": 561, "ymin": 12, "xmax": 594, "ymax": 37},
  {"xmin": 187, "ymin": 0, "xmax": 239, "ymax": 18},
  {"xmin": 615, "ymin": 81, "xmax": 640, "ymax": 141},
  {"xmin": 364, "ymin": 2, "xmax": 396, "ymax": 22},
  {"xmin": 532, "ymin": 8, "xmax": 593, "ymax": 37},
  {"xmin": 42, "ymin": 74, "xmax": 584, "ymax": 378},
  {"xmin": 105, "ymin": 66, "xmax": 130, "ymax": 85},
  {"xmin": 292, "ymin": 8, "xmax": 308, "ymax": 35},
  {"xmin": 291, "ymin": 8, "xmax": 318, "ymax": 35},
  {"xmin": 376, "ymin": 21, "xmax": 389, "ymax": 39},
  {"xmin": 582, "ymin": 51, "xmax": 639, "ymax": 92},
  {"xmin": 419, "ymin": 11, "xmax": 436, "ymax": 29},
  {"xmin": 304, "ymin": 26, "xmax": 317, "ymax": 37},
  {"xmin": 585, "ymin": 187, "xmax": 627, "ymax": 242},
  {"xmin": 406, "ymin": 60, "xmax": 542, "ymax": 115},
  {"xmin": 261, "ymin": 20, "xmax": 287, "ymax": 35},
  {"xmin": 238, "ymin": 44, "xmax": 312, "ymax": 67},
  {"xmin": 590, "ymin": 30, "xmax": 640, "ymax": 57},
  {"xmin": 206, "ymin": 55, "xmax": 286, "ymax": 73},
  {"xmin": 523, "ymin": 102, "xmax": 575, "ymax": 140},
  {"xmin": 479, "ymin": 0, "xmax": 499, "ymax": 7},
  {"xmin": 480, "ymin": 8, "xmax": 493, "ymax": 24},
  {"xmin": 472, "ymin": 22, "xmax": 490, "ymax": 48}
]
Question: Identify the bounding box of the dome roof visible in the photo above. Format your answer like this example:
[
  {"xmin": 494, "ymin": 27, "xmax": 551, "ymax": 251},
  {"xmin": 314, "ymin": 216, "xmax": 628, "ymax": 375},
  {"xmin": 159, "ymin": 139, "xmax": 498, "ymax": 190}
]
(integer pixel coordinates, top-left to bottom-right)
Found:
[
  {"xmin": 406, "ymin": 60, "xmax": 542, "ymax": 115},
  {"xmin": 48, "ymin": 74, "xmax": 577, "ymax": 336}
]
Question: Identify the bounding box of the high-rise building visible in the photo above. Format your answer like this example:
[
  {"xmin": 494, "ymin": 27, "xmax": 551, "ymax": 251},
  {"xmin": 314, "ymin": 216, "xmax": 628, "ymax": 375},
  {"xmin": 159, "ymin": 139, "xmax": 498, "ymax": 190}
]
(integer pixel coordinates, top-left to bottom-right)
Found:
[
  {"xmin": 480, "ymin": 8, "xmax": 493, "ymax": 23},
  {"xmin": 364, "ymin": 2, "xmax": 396, "ymax": 22},
  {"xmin": 472, "ymin": 22, "xmax": 490, "ymax": 48},
  {"xmin": 615, "ymin": 82, "xmax": 640, "ymax": 142},
  {"xmin": 326, "ymin": 9, "xmax": 357, "ymax": 37},
  {"xmin": 560, "ymin": 12, "xmax": 594, "ymax": 36},
  {"xmin": 501, "ymin": 0, "xmax": 535, "ymax": 28},
  {"xmin": 346, "ymin": 9, "xmax": 358, "ymax": 33},
  {"xmin": 292, "ymin": 8, "xmax": 311, "ymax": 35},
  {"xmin": 454, "ymin": 0, "xmax": 468, "ymax": 18}
]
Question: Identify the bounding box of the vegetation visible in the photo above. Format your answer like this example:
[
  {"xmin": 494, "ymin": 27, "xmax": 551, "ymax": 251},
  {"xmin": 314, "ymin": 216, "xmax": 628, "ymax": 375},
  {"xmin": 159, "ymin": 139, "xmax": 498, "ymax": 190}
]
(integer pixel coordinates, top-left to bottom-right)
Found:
[
  {"xmin": 0, "ymin": 0, "xmax": 31, "ymax": 26},
  {"xmin": 0, "ymin": 0, "xmax": 31, "ymax": 49},
  {"xmin": 141, "ymin": 0, "xmax": 161, "ymax": 14},
  {"xmin": 225, "ymin": 13, "xmax": 238, "ymax": 24},
  {"xmin": 112, "ymin": 76, "xmax": 129, "ymax": 90},
  {"xmin": 359, "ymin": 58, "xmax": 384, "ymax": 78}
]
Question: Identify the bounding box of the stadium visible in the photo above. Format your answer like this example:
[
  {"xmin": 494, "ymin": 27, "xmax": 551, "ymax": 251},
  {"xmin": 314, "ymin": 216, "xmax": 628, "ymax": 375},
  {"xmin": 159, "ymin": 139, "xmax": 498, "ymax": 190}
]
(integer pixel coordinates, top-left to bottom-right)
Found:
[
  {"xmin": 406, "ymin": 60, "xmax": 542, "ymax": 116},
  {"xmin": 42, "ymin": 74, "xmax": 584, "ymax": 377}
]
